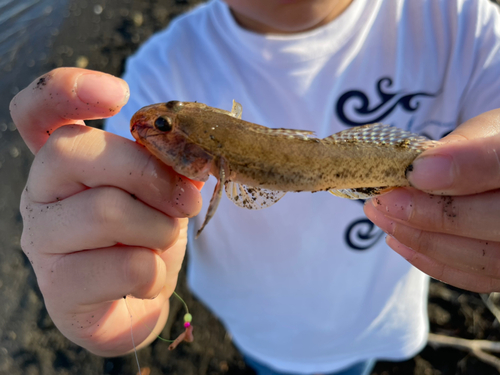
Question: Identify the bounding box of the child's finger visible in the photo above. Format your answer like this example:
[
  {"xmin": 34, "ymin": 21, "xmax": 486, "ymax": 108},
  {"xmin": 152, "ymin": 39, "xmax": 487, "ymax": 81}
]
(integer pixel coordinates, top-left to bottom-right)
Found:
[
  {"xmin": 408, "ymin": 133, "xmax": 500, "ymax": 195},
  {"xmin": 21, "ymin": 187, "xmax": 180, "ymax": 256},
  {"xmin": 385, "ymin": 236, "xmax": 500, "ymax": 294},
  {"xmin": 442, "ymin": 108, "xmax": 500, "ymax": 142},
  {"xmin": 364, "ymin": 202, "xmax": 500, "ymax": 292},
  {"xmin": 369, "ymin": 207, "xmax": 500, "ymax": 279},
  {"xmin": 368, "ymin": 188, "xmax": 500, "ymax": 242},
  {"xmin": 42, "ymin": 246, "xmax": 169, "ymax": 305},
  {"xmin": 9, "ymin": 68, "xmax": 130, "ymax": 154},
  {"xmin": 49, "ymin": 288, "xmax": 171, "ymax": 357},
  {"xmin": 26, "ymin": 125, "xmax": 202, "ymax": 218},
  {"xmin": 407, "ymin": 109, "xmax": 500, "ymax": 195},
  {"xmin": 40, "ymin": 245, "xmax": 174, "ymax": 356}
]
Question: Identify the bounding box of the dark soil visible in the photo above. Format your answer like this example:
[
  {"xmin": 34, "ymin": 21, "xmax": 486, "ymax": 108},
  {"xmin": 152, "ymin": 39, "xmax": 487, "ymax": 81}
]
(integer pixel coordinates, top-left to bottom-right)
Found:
[{"xmin": 1, "ymin": 1, "xmax": 500, "ymax": 374}]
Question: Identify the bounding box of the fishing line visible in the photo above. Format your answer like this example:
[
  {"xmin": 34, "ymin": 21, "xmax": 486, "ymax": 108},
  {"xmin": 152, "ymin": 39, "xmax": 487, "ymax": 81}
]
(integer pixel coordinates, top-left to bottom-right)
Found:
[
  {"xmin": 124, "ymin": 297, "xmax": 141, "ymax": 375},
  {"xmin": 124, "ymin": 291, "xmax": 194, "ymax": 373}
]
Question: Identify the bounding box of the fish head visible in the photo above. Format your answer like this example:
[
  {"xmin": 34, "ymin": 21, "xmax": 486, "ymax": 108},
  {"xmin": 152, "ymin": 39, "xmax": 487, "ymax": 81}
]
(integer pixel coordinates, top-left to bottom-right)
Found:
[{"xmin": 130, "ymin": 101, "xmax": 213, "ymax": 181}]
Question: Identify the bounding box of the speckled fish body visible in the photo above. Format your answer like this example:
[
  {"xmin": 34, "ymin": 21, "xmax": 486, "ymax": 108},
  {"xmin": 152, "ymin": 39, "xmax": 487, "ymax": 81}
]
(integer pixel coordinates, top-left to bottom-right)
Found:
[{"xmin": 130, "ymin": 100, "xmax": 439, "ymax": 236}]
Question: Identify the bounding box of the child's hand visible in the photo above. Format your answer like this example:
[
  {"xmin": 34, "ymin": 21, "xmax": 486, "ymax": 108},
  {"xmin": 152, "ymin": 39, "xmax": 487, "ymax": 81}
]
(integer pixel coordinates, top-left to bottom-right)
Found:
[
  {"xmin": 10, "ymin": 68, "xmax": 202, "ymax": 356},
  {"xmin": 364, "ymin": 108, "xmax": 500, "ymax": 293}
]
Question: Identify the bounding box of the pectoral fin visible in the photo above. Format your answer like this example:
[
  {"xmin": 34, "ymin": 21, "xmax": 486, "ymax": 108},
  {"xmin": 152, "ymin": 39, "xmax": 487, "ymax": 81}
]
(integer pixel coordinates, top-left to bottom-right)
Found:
[
  {"xmin": 225, "ymin": 181, "xmax": 286, "ymax": 210},
  {"xmin": 329, "ymin": 187, "xmax": 394, "ymax": 200},
  {"xmin": 196, "ymin": 159, "xmax": 228, "ymax": 238}
]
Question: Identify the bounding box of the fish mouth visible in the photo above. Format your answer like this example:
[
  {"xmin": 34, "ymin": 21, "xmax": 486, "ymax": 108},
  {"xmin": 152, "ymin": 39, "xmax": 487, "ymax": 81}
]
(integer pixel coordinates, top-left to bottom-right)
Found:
[
  {"xmin": 130, "ymin": 112, "xmax": 151, "ymax": 141},
  {"xmin": 130, "ymin": 122, "xmax": 153, "ymax": 144}
]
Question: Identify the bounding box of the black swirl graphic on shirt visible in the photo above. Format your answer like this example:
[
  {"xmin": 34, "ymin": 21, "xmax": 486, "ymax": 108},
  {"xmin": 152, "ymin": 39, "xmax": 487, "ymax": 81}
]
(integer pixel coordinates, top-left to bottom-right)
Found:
[
  {"xmin": 336, "ymin": 77, "xmax": 438, "ymax": 126},
  {"xmin": 344, "ymin": 218, "xmax": 385, "ymax": 251}
]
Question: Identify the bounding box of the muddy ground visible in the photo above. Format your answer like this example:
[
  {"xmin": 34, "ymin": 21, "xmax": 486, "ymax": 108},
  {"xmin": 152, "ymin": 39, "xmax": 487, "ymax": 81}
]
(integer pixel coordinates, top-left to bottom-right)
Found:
[{"xmin": 1, "ymin": 0, "xmax": 500, "ymax": 374}]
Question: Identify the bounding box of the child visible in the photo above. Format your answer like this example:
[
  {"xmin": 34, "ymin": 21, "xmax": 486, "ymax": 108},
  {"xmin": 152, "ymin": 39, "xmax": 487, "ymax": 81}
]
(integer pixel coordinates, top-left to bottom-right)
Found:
[{"xmin": 10, "ymin": 0, "xmax": 500, "ymax": 374}]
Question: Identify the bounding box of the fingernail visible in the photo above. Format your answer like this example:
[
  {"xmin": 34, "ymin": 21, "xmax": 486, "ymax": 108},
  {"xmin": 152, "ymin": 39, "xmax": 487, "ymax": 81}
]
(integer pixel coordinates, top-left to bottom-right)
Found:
[
  {"xmin": 76, "ymin": 74, "xmax": 129, "ymax": 107},
  {"xmin": 406, "ymin": 154, "xmax": 454, "ymax": 191},
  {"xmin": 372, "ymin": 189, "xmax": 413, "ymax": 221}
]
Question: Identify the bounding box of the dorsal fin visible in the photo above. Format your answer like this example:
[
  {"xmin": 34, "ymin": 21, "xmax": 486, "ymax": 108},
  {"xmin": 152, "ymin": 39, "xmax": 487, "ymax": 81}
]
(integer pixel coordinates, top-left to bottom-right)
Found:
[
  {"xmin": 226, "ymin": 100, "xmax": 317, "ymax": 141},
  {"xmin": 323, "ymin": 123, "xmax": 439, "ymax": 151},
  {"xmin": 248, "ymin": 127, "xmax": 318, "ymax": 141},
  {"xmin": 230, "ymin": 100, "xmax": 242, "ymax": 119}
]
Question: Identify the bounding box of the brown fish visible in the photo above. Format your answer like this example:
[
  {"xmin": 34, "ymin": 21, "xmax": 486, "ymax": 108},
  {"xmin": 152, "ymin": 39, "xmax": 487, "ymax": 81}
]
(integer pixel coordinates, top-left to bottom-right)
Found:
[{"xmin": 131, "ymin": 100, "xmax": 439, "ymax": 237}]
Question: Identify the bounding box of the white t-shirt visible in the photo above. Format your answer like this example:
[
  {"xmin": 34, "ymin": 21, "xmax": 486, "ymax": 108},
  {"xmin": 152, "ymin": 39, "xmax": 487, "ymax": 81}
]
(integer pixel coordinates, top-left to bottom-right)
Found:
[{"xmin": 106, "ymin": 0, "xmax": 500, "ymax": 373}]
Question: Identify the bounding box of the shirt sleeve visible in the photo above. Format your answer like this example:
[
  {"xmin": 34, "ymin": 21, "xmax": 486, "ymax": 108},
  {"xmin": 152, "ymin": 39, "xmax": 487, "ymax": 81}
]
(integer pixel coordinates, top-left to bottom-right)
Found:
[{"xmin": 458, "ymin": 0, "xmax": 500, "ymax": 123}]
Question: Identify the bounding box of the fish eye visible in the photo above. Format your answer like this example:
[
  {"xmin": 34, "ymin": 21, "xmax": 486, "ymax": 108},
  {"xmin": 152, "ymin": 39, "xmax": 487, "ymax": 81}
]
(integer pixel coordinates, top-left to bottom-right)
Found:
[{"xmin": 154, "ymin": 116, "xmax": 173, "ymax": 132}]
